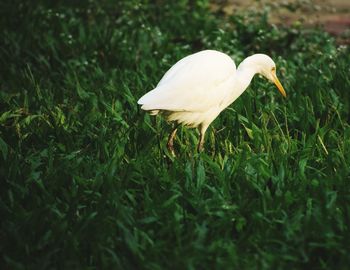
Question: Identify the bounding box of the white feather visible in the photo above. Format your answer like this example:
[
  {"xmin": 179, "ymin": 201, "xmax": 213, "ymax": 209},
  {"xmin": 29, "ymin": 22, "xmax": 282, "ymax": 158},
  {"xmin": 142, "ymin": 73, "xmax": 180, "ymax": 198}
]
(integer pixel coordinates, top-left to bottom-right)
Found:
[{"xmin": 138, "ymin": 50, "xmax": 236, "ymax": 113}]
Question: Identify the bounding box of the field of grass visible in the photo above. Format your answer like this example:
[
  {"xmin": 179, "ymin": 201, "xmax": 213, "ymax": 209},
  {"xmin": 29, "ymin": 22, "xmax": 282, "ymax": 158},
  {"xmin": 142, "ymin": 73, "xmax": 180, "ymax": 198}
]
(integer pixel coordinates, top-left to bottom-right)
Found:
[{"xmin": 1, "ymin": 1, "xmax": 350, "ymax": 269}]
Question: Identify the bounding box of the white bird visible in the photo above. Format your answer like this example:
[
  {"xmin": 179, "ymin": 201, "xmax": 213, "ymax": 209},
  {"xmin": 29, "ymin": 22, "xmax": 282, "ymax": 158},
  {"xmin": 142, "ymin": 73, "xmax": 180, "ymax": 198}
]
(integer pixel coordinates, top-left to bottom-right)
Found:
[{"xmin": 138, "ymin": 50, "xmax": 286, "ymax": 154}]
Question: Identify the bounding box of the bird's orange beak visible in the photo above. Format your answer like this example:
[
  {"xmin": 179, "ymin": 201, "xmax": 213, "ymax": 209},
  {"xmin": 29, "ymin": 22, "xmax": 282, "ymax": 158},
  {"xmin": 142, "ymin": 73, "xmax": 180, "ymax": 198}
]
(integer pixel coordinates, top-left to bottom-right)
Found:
[{"xmin": 272, "ymin": 73, "xmax": 286, "ymax": 97}]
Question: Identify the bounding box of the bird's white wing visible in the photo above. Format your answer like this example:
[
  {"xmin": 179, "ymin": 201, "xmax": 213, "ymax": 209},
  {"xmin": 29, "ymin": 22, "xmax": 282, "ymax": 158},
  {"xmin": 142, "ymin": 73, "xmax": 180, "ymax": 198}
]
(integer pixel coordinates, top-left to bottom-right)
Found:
[{"xmin": 138, "ymin": 50, "xmax": 236, "ymax": 112}]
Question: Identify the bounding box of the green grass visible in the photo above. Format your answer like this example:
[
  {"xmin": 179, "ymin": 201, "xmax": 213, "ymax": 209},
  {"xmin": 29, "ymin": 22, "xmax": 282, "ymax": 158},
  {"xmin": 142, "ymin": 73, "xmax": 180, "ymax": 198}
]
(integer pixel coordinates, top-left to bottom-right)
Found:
[{"xmin": 1, "ymin": 0, "xmax": 350, "ymax": 269}]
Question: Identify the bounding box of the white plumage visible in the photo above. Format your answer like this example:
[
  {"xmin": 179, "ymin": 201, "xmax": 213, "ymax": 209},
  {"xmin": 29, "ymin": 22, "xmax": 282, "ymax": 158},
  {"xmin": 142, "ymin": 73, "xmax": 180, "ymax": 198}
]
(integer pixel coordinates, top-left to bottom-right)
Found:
[{"xmin": 138, "ymin": 50, "xmax": 286, "ymax": 154}]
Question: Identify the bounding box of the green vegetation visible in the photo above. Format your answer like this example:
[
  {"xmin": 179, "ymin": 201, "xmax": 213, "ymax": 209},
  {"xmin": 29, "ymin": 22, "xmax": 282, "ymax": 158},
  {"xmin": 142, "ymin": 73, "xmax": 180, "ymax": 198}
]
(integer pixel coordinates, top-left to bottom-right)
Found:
[{"xmin": 1, "ymin": 1, "xmax": 349, "ymax": 269}]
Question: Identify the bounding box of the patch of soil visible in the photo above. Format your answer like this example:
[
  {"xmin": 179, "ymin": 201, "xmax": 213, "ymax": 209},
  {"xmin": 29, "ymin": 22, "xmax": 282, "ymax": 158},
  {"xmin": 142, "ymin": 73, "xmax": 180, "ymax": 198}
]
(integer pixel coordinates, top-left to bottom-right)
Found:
[{"xmin": 210, "ymin": 0, "xmax": 350, "ymax": 44}]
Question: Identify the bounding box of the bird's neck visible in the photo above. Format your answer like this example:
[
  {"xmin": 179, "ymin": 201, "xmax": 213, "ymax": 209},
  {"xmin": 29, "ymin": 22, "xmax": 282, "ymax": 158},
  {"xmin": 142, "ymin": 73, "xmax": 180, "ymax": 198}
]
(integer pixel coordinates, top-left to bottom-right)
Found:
[
  {"xmin": 236, "ymin": 64, "xmax": 257, "ymax": 92},
  {"xmin": 220, "ymin": 64, "xmax": 258, "ymax": 109},
  {"xmin": 222, "ymin": 54, "xmax": 272, "ymax": 109}
]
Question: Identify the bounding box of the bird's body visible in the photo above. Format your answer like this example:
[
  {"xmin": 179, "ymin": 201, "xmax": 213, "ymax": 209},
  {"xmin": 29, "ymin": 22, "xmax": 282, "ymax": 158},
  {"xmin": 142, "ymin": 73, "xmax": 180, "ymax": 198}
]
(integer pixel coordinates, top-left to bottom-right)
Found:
[{"xmin": 138, "ymin": 50, "xmax": 286, "ymax": 153}]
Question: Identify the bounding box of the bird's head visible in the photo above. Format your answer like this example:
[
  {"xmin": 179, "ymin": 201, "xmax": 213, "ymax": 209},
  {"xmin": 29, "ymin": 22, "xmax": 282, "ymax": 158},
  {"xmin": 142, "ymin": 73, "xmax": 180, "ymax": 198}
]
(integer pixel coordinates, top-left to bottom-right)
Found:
[{"xmin": 244, "ymin": 54, "xmax": 287, "ymax": 97}]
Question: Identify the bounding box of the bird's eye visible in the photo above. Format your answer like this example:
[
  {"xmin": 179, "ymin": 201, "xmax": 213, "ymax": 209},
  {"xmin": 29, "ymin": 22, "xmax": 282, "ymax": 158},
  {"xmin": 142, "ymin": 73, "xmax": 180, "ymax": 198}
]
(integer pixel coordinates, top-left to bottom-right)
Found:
[{"xmin": 271, "ymin": 67, "xmax": 276, "ymax": 72}]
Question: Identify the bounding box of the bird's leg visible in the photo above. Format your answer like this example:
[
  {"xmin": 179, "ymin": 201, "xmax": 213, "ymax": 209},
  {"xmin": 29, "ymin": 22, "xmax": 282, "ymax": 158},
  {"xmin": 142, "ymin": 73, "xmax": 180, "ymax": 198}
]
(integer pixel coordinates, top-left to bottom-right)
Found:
[
  {"xmin": 197, "ymin": 125, "xmax": 208, "ymax": 152},
  {"xmin": 167, "ymin": 127, "xmax": 178, "ymax": 156},
  {"xmin": 197, "ymin": 133, "xmax": 205, "ymax": 152}
]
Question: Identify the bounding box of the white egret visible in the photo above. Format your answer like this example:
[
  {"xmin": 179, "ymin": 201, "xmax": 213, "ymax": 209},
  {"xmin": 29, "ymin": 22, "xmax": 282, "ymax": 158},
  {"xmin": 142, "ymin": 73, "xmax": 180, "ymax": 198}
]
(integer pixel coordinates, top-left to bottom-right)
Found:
[{"xmin": 138, "ymin": 50, "xmax": 286, "ymax": 154}]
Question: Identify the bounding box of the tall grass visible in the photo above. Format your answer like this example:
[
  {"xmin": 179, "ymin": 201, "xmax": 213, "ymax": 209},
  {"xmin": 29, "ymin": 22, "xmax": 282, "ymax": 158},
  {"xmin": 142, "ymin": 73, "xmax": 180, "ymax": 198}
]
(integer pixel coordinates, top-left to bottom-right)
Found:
[{"xmin": 1, "ymin": 0, "xmax": 349, "ymax": 269}]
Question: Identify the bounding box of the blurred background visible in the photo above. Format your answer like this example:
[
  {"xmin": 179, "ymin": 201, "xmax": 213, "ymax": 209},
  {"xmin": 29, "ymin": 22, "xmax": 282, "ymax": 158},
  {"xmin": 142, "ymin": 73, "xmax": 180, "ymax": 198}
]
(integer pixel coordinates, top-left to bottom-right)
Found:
[{"xmin": 211, "ymin": 0, "xmax": 350, "ymax": 44}]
